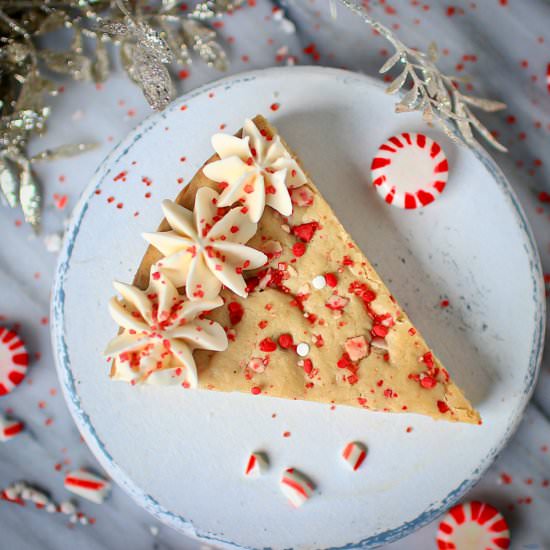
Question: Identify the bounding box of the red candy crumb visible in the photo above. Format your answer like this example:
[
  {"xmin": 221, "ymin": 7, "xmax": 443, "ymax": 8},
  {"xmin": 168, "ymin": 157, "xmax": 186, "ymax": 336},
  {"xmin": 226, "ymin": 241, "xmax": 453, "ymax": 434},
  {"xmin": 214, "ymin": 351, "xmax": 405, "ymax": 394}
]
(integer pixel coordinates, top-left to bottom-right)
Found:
[
  {"xmin": 325, "ymin": 273, "xmax": 338, "ymax": 287},
  {"xmin": 325, "ymin": 294, "xmax": 349, "ymax": 311},
  {"xmin": 289, "ymin": 185, "xmax": 314, "ymax": 207},
  {"xmin": 278, "ymin": 333, "xmax": 294, "ymax": 349},
  {"xmin": 228, "ymin": 302, "xmax": 244, "ymax": 325},
  {"xmin": 342, "ymin": 255, "xmax": 354, "ymax": 266},
  {"xmin": 337, "ymin": 353, "xmax": 354, "ymax": 369},
  {"xmin": 313, "ymin": 334, "xmax": 324, "ymax": 347},
  {"xmin": 344, "ymin": 336, "xmax": 369, "ymax": 361},
  {"xmin": 251, "ymin": 386, "xmax": 261, "ymax": 395},
  {"xmin": 348, "ymin": 281, "xmax": 376, "ymax": 304},
  {"xmin": 437, "ymin": 400, "xmax": 450, "ymax": 413},
  {"xmin": 292, "ymin": 222, "xmax": 319, "ymax": 243},
  {"xmin": 292, "ymin": 242, "xmax": 307, "ymax": 257},
  {"xmin": 259, "ymin": 337, "xmax": 277, "ymax": 352},
  {"xmin": 247, "ymin": 357, "xmax": 265, "ymax": 373},
  {"xmin": 422, "ymin": 351, "xmax": 435, "ymax": 369}
]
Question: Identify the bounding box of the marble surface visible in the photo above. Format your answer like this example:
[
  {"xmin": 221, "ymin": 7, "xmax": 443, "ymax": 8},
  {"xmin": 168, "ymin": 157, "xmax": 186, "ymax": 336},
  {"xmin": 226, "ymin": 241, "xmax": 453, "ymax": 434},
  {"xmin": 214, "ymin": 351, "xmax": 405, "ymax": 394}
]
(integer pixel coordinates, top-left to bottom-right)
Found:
[{"xmin": 0, "ymin": 1, "xmax": 549, "ymax": 548}]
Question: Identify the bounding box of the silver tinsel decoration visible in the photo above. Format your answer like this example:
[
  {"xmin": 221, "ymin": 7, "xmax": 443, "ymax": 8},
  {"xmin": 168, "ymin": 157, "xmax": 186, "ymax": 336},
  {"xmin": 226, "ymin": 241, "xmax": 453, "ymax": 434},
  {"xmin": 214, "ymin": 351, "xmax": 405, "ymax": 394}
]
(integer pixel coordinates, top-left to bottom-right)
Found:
[
  {"xmin": 338, "ymin": 0, "xmax": 507, "ymax": 152},
  {"xmin": 0, "ymin": 0, "xmax": 242, "ymax": 231}
]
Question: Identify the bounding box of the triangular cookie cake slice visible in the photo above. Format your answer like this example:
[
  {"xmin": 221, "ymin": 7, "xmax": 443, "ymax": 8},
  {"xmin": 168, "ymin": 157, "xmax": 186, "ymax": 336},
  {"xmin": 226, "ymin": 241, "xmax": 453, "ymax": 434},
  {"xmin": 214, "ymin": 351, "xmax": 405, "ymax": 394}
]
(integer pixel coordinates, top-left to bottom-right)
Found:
[{"xmin": 105, "ymin": 115, "xmax": 480, "ymax": 424}]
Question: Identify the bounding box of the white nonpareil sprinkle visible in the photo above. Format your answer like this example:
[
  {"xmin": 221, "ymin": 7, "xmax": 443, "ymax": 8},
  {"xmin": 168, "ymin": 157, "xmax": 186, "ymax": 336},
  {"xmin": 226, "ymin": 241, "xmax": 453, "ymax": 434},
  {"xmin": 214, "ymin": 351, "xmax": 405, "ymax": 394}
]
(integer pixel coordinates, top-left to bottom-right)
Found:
[
  {"xmin": 43, "ymin": 232, "xmax": 63, "ymax": 253},
  {"xmin": 296, "ymin": 342, "xmax": 310, "ymax": 357},
  {"xmin": 311, "ymin": 275, "xmax": 326, "ymax": 290}
]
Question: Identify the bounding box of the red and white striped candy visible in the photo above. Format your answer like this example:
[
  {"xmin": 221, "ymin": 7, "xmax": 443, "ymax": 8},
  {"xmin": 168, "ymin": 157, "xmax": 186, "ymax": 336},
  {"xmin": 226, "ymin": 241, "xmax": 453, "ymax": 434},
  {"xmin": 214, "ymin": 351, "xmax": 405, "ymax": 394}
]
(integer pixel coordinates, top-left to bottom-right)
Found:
[
  {"xmin": 342, "ymin": 441, "xmax": 367, "ymax": 471},
  {"xmin": 437, "ymin": 501, "xmax": 511, "ymax": 550},
  {"xmin": 279, "ymin": 468, "xmax": 314, "ymax": 508},
  {"xmin": 64, "ymin": 469, "xmax": 111, "ymax": 504},
  {"xmin": 0, "ymin": 327, "xmax": 28, "ymax": 396},
  {"xmin": 0, "ymin": 414, "xmax": 25, "ymax": 442},
  {"xmin": 371, "ymin": 133, "xmax": 448, "ymax": 209},
  {"xmin": 244, "ymin": 452, "xmax": 268, "ymax": 477}
]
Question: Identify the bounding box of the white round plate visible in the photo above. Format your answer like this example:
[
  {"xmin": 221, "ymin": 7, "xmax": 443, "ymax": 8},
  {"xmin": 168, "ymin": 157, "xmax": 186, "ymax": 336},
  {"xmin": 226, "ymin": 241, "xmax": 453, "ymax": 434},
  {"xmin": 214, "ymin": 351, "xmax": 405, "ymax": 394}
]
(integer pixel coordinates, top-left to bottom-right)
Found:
[{"xmin": 52, "ymin": 67, "xmax": 545, "ymax": 549}]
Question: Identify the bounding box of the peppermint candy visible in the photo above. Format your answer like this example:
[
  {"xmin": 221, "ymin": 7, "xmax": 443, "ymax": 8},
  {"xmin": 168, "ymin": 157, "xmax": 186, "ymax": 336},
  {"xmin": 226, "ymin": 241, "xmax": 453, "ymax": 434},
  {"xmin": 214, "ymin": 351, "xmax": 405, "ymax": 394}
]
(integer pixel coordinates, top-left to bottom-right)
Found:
[
  {"xmin": 279, "ymin": 468, "xmax": 314, "ymax": 508},
  {"xmin": 371, "ymin": 133, "xmax": 448, "ymax": 209},
  {"xmin": 0, "ymin": 414, "xmax": 25, "ymax": 442},
  {"xmin": 244, "ymin": 452, "xmax": 269, "ymax": 477},
  {"xmin": 341, "ymin": 441, "xmax": 367, "ymax": 472},
  {"xmin": 437, "ymin": 501, "xmax": 511, "ymax": 549},
  {"xmin": 64, "ymin": 469, "xmax": 111, "ymax": 504},
  {"xmin": 0, "ymin": 326, "xmax": 29, "ymax": 396}
]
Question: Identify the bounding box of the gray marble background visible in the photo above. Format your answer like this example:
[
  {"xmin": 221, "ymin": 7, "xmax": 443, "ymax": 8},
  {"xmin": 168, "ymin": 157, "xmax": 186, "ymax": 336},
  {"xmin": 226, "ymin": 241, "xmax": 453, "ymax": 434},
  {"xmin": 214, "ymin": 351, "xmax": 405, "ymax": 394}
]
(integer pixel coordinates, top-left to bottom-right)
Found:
[{"xmin": 1, "ymin": 1, "xmax": 549, "ymax": 548}]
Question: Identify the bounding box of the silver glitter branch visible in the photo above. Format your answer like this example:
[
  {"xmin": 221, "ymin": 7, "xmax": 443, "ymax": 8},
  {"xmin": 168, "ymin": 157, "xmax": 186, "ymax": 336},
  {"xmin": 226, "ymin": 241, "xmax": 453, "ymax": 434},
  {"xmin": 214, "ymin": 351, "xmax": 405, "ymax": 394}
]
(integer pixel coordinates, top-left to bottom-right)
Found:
[
  {"xmin": 99, "ymin": 0, "xmax": 242, "ymax": 110},
  {"xmin": 0, "ymin": 0, "xmax": 242, "ymax": 231},
  {"xmin": 338, "ymin": 0, "xmax": 507, "ymax": 152}
]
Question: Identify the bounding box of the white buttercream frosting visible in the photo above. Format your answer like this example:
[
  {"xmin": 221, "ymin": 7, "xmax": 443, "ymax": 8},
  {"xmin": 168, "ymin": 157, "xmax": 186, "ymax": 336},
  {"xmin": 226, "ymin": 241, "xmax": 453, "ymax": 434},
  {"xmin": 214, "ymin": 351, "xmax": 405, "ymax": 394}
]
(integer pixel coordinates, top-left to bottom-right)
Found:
[
  {"xmin": 143, "ymin": 187, "xmax": 267, "ymax": 300},
  {"xmin": 202, "ymin": 118, "xmax": 307, "ymax": 222},
  {"xmin": 104, "ymin": 268, "xmax": 227, "ymax": 388}
]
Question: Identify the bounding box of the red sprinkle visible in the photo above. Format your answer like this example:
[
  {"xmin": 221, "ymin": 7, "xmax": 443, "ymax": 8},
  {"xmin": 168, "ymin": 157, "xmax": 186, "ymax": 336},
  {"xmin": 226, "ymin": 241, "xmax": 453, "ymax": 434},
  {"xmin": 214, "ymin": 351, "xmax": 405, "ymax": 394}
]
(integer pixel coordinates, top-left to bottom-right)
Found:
[
  {"xmin": 437, "ymin": 400, "xmax": 450, "ymax": 413},
  {"xmin": 500, "ymin": 472, "xmax": 513, "ymax": 484},
  {"xmin": 251, "ymin": 386, "xmax": 261, "ymax": 395},
  {"xmin": 337, "ymin": 353, "xmax": 353, "ymax": 370}
]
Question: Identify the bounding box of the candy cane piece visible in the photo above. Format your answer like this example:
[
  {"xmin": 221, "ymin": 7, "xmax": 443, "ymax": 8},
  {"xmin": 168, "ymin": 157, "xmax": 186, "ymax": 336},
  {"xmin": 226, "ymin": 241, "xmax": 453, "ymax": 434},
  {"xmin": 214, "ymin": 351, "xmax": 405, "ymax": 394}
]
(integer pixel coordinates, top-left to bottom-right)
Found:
[
  {"xmin": 279, "ymin": 468, "xmax": 314, "ymax": 508},
  {"xmin": 0, "ymin": 414, "xmax": 25, "ymax": 442},
  {"xmin": 341, "ymin": 441, "xmax": 368, "ymax": 471},
  {"xmin": 64, "ymin": 469, "xmax": 111, "ymax": 504},
  {"xmin": 244, "ymin": 452, "xmax": 269, "ymax": 477}
]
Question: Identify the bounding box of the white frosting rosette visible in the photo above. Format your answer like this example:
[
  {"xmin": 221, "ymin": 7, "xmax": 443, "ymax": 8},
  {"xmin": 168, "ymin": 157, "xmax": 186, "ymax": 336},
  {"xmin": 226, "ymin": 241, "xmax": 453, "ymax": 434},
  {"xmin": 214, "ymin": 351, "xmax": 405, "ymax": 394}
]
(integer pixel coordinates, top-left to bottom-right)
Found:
[
  {"xmin": 104, "ymin": 268, "xmax": 227, "ymax": 388},
  {"xmin": 143, "ymin": 187, "xmax": 267, "ymax": 300},
  {"xmin": 203, "ymin": 118, "xmax": 307, "ymax": 222}
]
